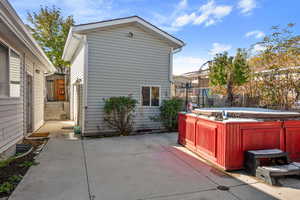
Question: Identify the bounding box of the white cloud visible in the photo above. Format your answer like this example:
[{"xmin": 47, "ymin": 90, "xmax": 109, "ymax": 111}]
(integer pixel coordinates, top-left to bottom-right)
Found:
[
  {"xmin": 62, "ymin": 0, "xmax": 114, "ymax": 23},
  {"xmin": 173, "ymin": 0, "xmax": 232, "ymax": 28},
  {"xmin": 173, "ymin": 56, "xmax": 207, "ymax": 75},
  {"xmin": 245, "ymin": 30, "xmax": 265, "ymax": 39},
  {"xmin": 238, "ymin": 0, "xmax": 257, "ymax": 15},
  {"xmin": 151, "ymin": 0, "xmax": 190, "ymax": 32},
  {"xmin": 209, "ymin": 43, "xmax": 232, "ymax": 55},
  {"xmin": 252, "ymin": 44, "xmax": 266, "ymax": 53},
  {"xmin": 178, "ymin": 0, "xmax": 188, "ymax": 10},
  {"xmin": 11, "ymin": 0, "xmax": 120, "ymax": 24},
  {"xmin": 172, "ymin": 13, "xmax": 196, "ymax": 27}
]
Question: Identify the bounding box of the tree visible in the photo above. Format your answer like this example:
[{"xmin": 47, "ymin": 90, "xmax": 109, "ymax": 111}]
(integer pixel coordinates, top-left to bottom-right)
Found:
[
  {"xmin": 209, "ymin": 49, "xmax": 249, "ymax": 106},
  {"xmin": 250, "ymin": 23, "xmax": 300, "ymax": 70},
  {"xmin": 247, "ymin": 24, "xmax": 300, "ymax": 109},
  {"xmin": 27, "ymin": 6, "xmax": 74, "ymax": 71}
]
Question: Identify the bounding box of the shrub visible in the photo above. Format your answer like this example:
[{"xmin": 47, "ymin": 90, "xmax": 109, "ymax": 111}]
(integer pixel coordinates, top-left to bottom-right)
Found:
[
  {"xmin": 0, "ymin": 157, "xmax": 15, "ymax": 168},
  {"xmin": 152, "ymin": 98, "xmax": 184, "ymax": 131},
  {"xmin": 103, "ymin": 96, "xmax": 138, "ymax": 136},
  {"xmin": 0, "ymin": 182, "xmax": 14, "ymax": 194},
  {"xmin": 19, "ymin": 161, "xmax": 39, "ymax": 168},
  {"xmin": 8, "ymin": 175, "xmax": 22, "ymax": 184}
]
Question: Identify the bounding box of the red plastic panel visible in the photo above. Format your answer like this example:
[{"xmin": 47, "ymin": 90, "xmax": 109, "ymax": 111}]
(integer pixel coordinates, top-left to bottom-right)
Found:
[
  {"xmin": 241, "ymin": 128, "xmax": 281, "ymax": 151},
  {"xmin": 224, "ymin": 123, "xmax": 243, "ymax": 170},
  {"xmin": 185, "ymin": 116, "xmax": 197, "ymax": 149},
  {"xmin": 285, "ymin": 128, "xmax": 300, "ymax": 160},
  {"xmin": 178, "ymin": 113, "xmax": 186, "ymax": 145},
  {"xmin": 196, "ymin": 121, "xmax": 217, "ymax": 158},
  {"xmin": 177, "ymin": 114, "xmax": 300, "ymax": 170}
]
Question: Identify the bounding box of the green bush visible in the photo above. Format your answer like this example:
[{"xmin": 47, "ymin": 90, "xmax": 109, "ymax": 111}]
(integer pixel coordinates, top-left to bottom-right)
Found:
[
  {"xmin": 152, "ymin": 98, "xmax": 184, "ymax": 131},
  {"xmin": 103, "ymin": 96, "xmax": 138, "ymax": 136},
  {"xmin": 0, "ymin": 182, "xmax": 14, "ymax": 194},
  {"xmin": 19, "ymin": 161, "xmax": 39, "ymax": 168},
  {"xmin": 8, "ymin": 175, "xmax": 22, "ymax": 184},
  {"xmin": 0, "ymin": 157, "xmax": 15, "ymax": 168}
]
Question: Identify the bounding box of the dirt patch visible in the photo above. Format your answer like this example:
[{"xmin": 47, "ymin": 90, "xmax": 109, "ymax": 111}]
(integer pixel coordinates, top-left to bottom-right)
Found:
[{"xmin": 0, "ymin": 139, "xmax": 48, "ymax": 198}]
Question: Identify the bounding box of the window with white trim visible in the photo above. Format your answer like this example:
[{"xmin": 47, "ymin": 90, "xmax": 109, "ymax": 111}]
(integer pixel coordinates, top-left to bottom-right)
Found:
[
  {"xmin": 9, "ymin": 50, "xmax": 21, "ymax": 97},
  {"xmin": 141, "ymin": 86, "xmax": 160, "ymax": 106},
  {"xmin": 0, "ymin": 43, "xmax": 9, "ymax": 96},
  {"xmin": 0, "ymin": 42, "xmax": 21, "ymax": 98}
]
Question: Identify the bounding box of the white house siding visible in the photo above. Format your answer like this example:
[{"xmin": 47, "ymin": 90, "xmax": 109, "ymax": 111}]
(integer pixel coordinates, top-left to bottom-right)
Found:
[
  {"xmin": 0, "ymin": 0, "xmax": 54, "ymax": 156},
  {"xmin": 32, "ymin": 64, "xmax": 45, "ymax": 130},
  {"xmin": 70, "ymin": 44, "xmax": 85, "ymax": 125},
  {"xmin": 25, "ymin": 57, "xmax": 46, "ymax": 132},
  {"xmin": 84, "ymin": 25, "xmax": 172, "ymax": 135},
  {"xmin": 0, "ymin": 40, "xmax": 47, "ymax": 154},
  {"xmin": 0, "ymin": 59, "xmax": 24, "ymax": 154},
  {"xmin": 0, "ymin": 41, "xmax": 24, "ymax": 156}
]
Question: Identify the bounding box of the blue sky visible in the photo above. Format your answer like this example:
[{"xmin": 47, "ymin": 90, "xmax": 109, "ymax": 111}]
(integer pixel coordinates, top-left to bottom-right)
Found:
[{"xmin": 10, "ymin": 0, "xmax": 300, "ymax": 75}]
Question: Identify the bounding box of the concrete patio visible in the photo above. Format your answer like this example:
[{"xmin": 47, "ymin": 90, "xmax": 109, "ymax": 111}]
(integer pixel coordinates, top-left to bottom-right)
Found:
[{"xmin": 8, "ymin": 121, "xmax": 300, "ymax": 200}]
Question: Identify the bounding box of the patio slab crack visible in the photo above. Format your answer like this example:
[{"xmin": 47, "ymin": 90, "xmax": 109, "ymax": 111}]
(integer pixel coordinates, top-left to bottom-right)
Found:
[{"xmin": 81, "ymin": 138, "xmax": 95, "ymax": 200}]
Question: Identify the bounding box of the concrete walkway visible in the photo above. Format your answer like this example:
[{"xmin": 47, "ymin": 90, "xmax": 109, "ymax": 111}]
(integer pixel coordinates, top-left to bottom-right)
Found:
[{"xmin": 9, "ymin": 121, "xmax": 300, "ymax": 200}]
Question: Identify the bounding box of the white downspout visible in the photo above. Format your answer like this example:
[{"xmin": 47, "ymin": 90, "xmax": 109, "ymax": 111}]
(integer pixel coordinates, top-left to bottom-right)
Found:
[{"xmin": 169, "ymin": 47, "xmax": 182, "ymax": 97}]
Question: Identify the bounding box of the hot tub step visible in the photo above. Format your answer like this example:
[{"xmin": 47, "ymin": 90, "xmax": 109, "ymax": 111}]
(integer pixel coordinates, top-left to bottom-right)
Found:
[
  {"xmin": 256, "ymin": 163, "xmax": 300, "ymax": 185},
  {"xmin": 245, "ymin": 149, "xmax": 300, "ymax": 185},
  {"xmin": 245, "ymin": 149, "xmax": 290, "ymax": 176}
]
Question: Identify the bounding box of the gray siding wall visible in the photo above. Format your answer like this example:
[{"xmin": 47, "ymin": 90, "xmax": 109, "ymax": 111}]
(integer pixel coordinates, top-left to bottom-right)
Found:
[
  {"xmin": 0, "ymin": 53, "xmax": 24, "ymax": 153},
  {"xmin": 70, "ymin": 44, "xmax": 85, "ymax": 124},
  {"xmin": 25, "ymin": 57, "xmax": 46, "ymax": 131},
  {"xmin": 0, "ymin": 28, "xmax": 47, "ymax": 154},
  {"xmin": 85, "ymin": 25, "xmax": 172, "ymax": 135}
]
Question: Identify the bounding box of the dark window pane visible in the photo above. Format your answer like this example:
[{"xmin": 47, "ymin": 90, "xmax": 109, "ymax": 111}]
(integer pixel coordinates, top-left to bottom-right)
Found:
[
  {"xmin": 142, "ymin": 87, "xmax": 150, "ymax": 106},
  {"xmin": 0, "ymin": 43, "xmax": 9, "ymax": 96},
  {"xmin": 151, "ymin": 87, "xmax": 160, "ymax": 106}
]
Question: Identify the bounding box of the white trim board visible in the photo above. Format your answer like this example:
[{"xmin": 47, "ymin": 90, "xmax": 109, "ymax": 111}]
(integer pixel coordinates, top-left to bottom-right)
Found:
[
  {"xmin": 0, "ymin": 0, "xmax": 56, "ymax": 73},
  {"xmin": 62, "ymin": 16, "xmax": 185, "ymax": 61}
]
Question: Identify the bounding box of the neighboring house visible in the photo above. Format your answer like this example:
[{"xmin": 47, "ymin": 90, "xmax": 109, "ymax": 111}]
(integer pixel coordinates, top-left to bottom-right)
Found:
[
  {"xmin": 173, "ymin": 68, "xmax": 210, "ymax": 102},
  {"xmin": 62, "ymin": 16, "xmax": 184, "ymax": 136},
  {"xmin": 0, "ymin": 0, "xmax": 56, "ymax": 158}
]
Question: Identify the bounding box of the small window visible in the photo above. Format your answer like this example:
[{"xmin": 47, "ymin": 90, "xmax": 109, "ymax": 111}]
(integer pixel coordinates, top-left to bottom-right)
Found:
[
  {"xmin": 141, "ymin": 86, "xmax": 160, "ymax": 107},
  {"xmin": 142, "ymin": 86, "xmax": 150, "ymax": 106},
  {"xmin": 9, "ymin": 50, "xmax": 21, "ymax": 97},
  {"xmin": 0, "ymin": 43, "xmax": 9, "ymax": 97},
  {"xmin": 151, "ymin": 87, "xmax": 160, "ymax": 106}
]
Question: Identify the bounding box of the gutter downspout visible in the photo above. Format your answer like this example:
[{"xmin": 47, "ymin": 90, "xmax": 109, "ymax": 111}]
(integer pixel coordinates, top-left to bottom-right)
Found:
[
  {"xmin": 169, "ymin": 47, "xmax": 183, "ymax": 98},
  {"xmin": 169, "ymin": 47, "xmax": 182, "ymax": 83}
]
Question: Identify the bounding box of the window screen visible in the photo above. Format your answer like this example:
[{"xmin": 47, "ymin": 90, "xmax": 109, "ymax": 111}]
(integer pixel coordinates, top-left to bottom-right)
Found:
[
  {"xmin": 151, "ymin": 87, "xmax": 160, "ymax": 106},
  {"xmin": 142, "ymin": 86, "xmax": 150, "ymax": 106},
  {"xmin": 9, "ymin": 50, "xmax": 21, "ymax": 97}
]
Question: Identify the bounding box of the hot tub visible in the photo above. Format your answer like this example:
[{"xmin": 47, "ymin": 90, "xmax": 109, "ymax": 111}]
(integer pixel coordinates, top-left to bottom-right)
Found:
[{"xmin": 178, "ymin": 108, "xmax": 300, "ymax": 170}]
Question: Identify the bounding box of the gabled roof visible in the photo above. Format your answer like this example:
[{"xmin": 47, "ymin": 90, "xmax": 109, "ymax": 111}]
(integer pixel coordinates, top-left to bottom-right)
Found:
[
  {"xmin": 0, "ymin": 0, "xmax": 56, "ymax": 73},
  {"xmin": 63, "ymin": 16, "xmax": 185, "ymax": 61}
]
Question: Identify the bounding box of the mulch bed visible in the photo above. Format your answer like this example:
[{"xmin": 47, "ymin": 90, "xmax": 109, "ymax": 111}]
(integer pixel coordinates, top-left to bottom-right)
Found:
[{"xmin": 0, "ymin": 139, "xmax": 48, "ymax": 198}]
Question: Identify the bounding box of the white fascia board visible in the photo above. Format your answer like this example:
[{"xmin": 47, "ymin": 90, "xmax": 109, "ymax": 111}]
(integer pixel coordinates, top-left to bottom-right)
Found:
[
  {"xmin": 62, "ymin": 30, "xmax": 84, "ymax": 62},
  {"xmin": 62, "ymin": 27, "xmax": 74, "ymax": 61},
  {"xmin": 73, "ymin": 16, "xmax": 185, "ymax": 49},
  {"xmin": 1, "ymin": 0, "xmax": 56, "ymax": 73}
]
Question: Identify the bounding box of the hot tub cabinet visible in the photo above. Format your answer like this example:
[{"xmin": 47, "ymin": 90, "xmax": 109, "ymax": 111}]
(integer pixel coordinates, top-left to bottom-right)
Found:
[{"xmin": 178, "ymin": 112, "xmax": 300, "ymax": 171}]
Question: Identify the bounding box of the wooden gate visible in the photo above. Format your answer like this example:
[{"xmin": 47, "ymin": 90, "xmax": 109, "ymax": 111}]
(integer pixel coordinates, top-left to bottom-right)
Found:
[{"xmin": 54, "ymin": 79, "xmax": 65, "ymax": 101}]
